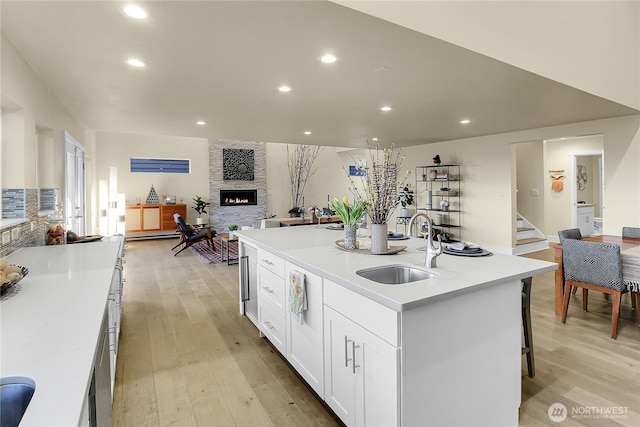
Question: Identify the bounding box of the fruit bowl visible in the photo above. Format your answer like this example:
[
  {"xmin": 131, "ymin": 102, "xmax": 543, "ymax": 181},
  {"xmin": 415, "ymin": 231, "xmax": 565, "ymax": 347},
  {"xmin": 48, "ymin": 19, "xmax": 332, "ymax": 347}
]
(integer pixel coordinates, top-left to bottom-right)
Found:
[{"xmin": 0, "ymin": 265, "xmax": 29, "ymax": 295}]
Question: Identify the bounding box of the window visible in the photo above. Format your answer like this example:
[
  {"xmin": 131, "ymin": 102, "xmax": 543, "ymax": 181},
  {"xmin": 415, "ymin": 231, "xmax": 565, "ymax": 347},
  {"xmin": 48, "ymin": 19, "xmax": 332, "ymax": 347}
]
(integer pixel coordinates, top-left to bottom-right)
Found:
[{"xmin": 130, "ymin": 158, "xmax": 190, "ymax": 173}]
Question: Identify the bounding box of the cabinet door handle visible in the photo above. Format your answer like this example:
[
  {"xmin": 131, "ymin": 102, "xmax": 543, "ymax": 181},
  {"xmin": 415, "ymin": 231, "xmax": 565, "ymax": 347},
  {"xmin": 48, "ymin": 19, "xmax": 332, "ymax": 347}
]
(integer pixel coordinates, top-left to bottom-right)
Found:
[
  {"xmin": 263, "ymin": 286, "xmax": 274, "ymax": 294},
  {"xmin": 262, "ymin": 259, "xmax": 273, "ymax": 265},
  {"xmin": 240, "ymin": 256, "xmax": 249, "ymax": 301},
  {"xmin": 264, "ymin": 321, "xmax": 275, "ymax": 330},
  {"xmin": 352, "ymin": 342, "xmax": 360, "ymax": 374},
  {"xmin": 344, "ymin": 336, "xmax": 352, "ymax": 367}
]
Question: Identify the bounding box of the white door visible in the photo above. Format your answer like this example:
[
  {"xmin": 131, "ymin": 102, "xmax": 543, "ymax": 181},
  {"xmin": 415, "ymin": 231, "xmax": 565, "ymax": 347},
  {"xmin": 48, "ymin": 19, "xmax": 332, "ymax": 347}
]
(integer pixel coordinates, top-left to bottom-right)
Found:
[
  {"xmin": 64, "ymin": 132, "xmax": 86, "ymax": 235},
  {"xmin": 286, "ymin": 264, "xmax": 324, "ymax": 397},
  {"xmin": 357, "ymin": 327, "xmax": 400, "ymax": 427},
  {"xmin": 324, "ymin": 307, "xmax": 356, "ymax": 426}
]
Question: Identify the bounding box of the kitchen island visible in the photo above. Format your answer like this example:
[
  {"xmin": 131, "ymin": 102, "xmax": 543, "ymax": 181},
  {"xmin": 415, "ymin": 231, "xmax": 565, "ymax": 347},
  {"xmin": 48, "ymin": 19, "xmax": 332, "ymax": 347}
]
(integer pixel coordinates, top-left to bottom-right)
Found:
[
  {"xmin": 0, "ymin": 236, "xmax": 125, "ymax": 426},
  {"xmin": 236, "ymin": 226, "xmax": 556, "ymax": 426}
]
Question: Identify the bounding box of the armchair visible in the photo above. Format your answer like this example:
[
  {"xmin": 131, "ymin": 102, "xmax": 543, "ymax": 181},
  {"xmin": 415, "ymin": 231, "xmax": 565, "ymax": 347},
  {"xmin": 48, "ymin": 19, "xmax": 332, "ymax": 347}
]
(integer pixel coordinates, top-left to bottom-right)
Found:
[{"xmin": 172, "ymin": 213, "xmax": 217, "ymax": 256}]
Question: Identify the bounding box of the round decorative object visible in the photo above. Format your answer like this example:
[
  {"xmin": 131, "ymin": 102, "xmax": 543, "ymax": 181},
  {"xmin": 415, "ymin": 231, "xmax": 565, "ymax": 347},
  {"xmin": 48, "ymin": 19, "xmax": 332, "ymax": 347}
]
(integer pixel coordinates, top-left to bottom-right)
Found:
[
  {"xmin": 577, "ymin": 164, "xmax": 587, "ymax": 191},
  {"xmin": 238, "ymin": 164, "xmax": 248, "ymax": 174}
]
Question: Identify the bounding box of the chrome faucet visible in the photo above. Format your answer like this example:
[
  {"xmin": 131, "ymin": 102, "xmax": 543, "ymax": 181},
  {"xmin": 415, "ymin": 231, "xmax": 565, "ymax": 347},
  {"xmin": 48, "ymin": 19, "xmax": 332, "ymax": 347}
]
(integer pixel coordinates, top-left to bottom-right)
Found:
[{"xmin": 407, "ymin": 212, "xmax": 443, "ymax": 268}]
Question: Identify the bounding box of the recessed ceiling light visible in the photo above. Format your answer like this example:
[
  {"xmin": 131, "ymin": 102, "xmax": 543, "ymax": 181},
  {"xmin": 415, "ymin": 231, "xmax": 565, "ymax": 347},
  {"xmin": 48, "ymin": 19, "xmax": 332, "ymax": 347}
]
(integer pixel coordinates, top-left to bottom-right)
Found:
[
  {"xmin": 278, "ymin": 86, "xmax": 291, "ymax": 92},
  {"xmin": 304, "ymin": 131, "xmax": 312, "ymax": 135},
  {"xmin": 123, "ymin": 5, "xmax": 148, "ymax": 19},
  {"xmin": 196, "ymin": 121, "xmax": 206, "ymax": 126},
  {"xmin": 126, "ymin": 58, "xmax": 145, "ymax": 67},
  {"xmin": 371, "ymin": 138, "xmax": 379, "ymax": 142},
  {"xmin": 459, "ymin": 119, "xmax": 471, "ymax": 124},
  {"xmin": 321, "ymin": 54, "xmax": 337, "ymax": 64},
  {"xmin": 380, "ymin": 106, "xmax": 392, "ymax": 112}
]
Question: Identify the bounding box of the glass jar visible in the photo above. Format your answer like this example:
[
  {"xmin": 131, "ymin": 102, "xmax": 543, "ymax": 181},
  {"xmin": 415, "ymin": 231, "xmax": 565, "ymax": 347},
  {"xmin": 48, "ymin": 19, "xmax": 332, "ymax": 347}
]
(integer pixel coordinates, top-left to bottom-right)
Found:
[{"xmin": 45, "ymin": 211, "xmax": 67, "ymax": 245}]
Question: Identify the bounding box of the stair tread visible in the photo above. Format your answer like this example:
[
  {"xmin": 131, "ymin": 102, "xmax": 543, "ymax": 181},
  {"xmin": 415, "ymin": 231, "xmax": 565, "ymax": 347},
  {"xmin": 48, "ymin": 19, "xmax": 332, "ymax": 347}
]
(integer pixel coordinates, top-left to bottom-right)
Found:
[
  {"xmin": 517, "ymin": 237, "xmax": 547, "ymax": 245},
  {"xmin": 517, "ymin": 227, "xmax": 534, "ymax": 232}
]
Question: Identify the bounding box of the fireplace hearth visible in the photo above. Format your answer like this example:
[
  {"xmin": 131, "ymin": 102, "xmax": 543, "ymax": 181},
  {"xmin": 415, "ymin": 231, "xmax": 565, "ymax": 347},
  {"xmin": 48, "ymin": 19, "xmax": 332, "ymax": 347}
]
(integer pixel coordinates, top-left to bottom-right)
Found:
[{"xmin": 220, "ymin": 189, "xmax": 257, "ymax": 206}]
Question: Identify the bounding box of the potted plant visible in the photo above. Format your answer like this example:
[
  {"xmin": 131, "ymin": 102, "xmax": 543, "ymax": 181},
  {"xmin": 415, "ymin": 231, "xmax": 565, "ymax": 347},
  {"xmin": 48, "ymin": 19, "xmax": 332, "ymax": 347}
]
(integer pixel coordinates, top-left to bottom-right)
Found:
[
  {"xmin": 192, "ymin": 196, "xmax": 211, "ymax": 225},
  {"xmin": 228, "ymin": 223, "xmax": 239, "ymax": 238},
  {"xmin": 397, "ymin": 185, "xmax": 414, "ymax": 218}
]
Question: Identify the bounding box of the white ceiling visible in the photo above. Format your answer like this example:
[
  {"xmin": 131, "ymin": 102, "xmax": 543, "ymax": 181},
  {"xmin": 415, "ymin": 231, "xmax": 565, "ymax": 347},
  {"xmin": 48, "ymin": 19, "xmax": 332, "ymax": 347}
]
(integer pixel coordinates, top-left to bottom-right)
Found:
[{"xmin": 1, "ymin": 0, "xmax": 637, "ymax": 148}]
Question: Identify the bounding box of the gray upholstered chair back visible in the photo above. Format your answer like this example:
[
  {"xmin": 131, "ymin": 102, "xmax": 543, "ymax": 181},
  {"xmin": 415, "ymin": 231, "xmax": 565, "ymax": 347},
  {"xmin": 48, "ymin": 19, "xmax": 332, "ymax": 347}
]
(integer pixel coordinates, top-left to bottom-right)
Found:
[
  {"xmin": 562, "ymin": 239, "xmax": 624, "ymax": 291},
  {"xmin": 622, "ymin": 227, "xmax": 640, "ymax": 238},
  {"xmin": 558, "ymin": 228, "xmax": 582, "ymax": 243}
]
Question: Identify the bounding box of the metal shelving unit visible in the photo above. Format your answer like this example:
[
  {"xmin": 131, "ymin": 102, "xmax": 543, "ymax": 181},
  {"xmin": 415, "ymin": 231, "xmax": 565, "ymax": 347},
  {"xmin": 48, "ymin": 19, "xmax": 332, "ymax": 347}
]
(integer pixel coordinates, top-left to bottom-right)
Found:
[{"xmin": 415, "ymin": 164, "xmax": 461, "ymax": 242}]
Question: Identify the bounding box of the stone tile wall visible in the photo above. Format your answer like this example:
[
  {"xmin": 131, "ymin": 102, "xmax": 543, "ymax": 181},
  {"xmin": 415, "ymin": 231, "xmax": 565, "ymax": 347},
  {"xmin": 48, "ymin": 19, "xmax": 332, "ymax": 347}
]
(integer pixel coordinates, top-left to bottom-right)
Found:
[{"xmin": 209, "ymin": 139, "xmax": 267, "ymax": 232}]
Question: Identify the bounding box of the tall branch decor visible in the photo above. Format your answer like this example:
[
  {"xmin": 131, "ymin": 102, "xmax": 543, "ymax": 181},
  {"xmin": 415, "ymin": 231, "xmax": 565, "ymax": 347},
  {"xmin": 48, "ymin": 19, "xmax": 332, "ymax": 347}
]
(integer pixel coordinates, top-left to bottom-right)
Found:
[
  {"xmin": 347, "ymin": 141, "xmax": 410, "ymax": 225},
  {"xmin": 287, "ymin": 144, "xmax": 324, "ymax": 210}
]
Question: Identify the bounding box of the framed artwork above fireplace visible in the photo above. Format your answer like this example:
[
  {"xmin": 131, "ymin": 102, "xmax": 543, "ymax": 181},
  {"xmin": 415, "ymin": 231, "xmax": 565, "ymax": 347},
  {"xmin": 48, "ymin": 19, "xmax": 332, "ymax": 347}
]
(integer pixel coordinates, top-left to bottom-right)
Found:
[{"xmin": 223, "ymin": 148, "xmax": 254, "ymax": 181}]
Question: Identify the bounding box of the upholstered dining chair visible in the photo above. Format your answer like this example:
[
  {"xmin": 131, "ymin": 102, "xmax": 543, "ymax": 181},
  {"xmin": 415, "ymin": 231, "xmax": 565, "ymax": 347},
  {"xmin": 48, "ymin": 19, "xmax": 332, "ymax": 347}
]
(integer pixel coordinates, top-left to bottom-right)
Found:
[
  {"xmin": 521, "ymin": 277, "xmax": 535, "ymax": 378},
  {"xmin": 558, "ymin": 228, "xmax": 582, "ymax": 243},
  {"xmin": 172, "ymin": 213, "xmax": 216, "ymax": 256},
  {"xmin": 622, "ymin": 227, "xmax": 640, "ymax": 238},
  {"xmin": 558, "ymin": 228, "xmax": 583, "ymax": 296},
  {"xmin": 561, "ymin": 238, "xmax": 636, "ymax": 339}
]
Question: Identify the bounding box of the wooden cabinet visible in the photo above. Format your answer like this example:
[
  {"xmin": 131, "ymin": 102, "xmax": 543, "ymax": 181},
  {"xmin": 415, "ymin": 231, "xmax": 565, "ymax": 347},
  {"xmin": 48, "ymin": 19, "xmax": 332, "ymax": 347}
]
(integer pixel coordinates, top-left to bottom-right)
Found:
[
  {"xmin": 257, "ymin": 248, "xmax": 287, "ymax": 354},
  {"xmin": 323, "ymin": 280, "xmax": 399, "ymax": 427},
  {"xmin": 125, "ymin": 204, "xmax": 186, "ymax": 234}
]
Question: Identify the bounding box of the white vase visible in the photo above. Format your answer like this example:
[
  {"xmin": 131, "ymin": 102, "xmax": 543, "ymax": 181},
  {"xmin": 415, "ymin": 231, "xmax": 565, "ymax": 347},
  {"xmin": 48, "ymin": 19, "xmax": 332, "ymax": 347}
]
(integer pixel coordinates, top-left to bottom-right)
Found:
[
  {"xmin": 228, "ymin": 230, "xmax": 234, "ymax": 238},
  {"xmin": 370, "ymin": 223, "xmax": 389, "ymax": 254},
  {"xmin": 400, "ymin": 208, "xmax": 411, "ymax": 218},
  {"xmin": 196, "ymin": 217, "xmax": 207, "ymax": 225}
]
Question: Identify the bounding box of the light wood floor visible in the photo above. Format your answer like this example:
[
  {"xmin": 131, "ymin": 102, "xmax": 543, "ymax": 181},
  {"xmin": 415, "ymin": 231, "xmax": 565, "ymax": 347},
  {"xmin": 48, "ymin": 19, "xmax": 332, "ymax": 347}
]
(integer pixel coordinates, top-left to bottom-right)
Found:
[{"xmin": 111, "ymin": 239, "xmax": 640, "ymax": 426}]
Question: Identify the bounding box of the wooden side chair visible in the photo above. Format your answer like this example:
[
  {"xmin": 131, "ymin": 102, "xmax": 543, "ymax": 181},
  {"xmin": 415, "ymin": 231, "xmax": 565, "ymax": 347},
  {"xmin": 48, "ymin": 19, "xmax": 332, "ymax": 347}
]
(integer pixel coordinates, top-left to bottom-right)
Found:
[
  {"xmin": 622, "ymin": 227, "xmax": 640, "ymax": 238},
  {"xmin": 561, "ymin": 238, "xmax": 637, "ymax": 339},
  {"xmin": 172, "ymin": 213, "xmax": 216, "ymax": 256}
]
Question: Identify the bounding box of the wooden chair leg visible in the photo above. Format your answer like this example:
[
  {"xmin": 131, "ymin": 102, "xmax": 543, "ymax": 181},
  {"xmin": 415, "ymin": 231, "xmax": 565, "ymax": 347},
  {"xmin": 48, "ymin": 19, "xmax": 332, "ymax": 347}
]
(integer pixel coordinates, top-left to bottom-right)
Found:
[
  {"xmin": 636, "ymin": 293, "xmax": 640, "ymax": 323},
  {"xmin": 561, "ymin": 281, "xmax": 573, "ymax": 323},
  {"xmin": 571, "ymin": 286, "xmax": 577, "ymax": 295},
  {"xmin": 611, "ymin": 291, "xmax": 622, "ymax": 339},
  {"xmin": 632, "ymin": 292, "xmax": 637, "ymax": 310},
  {"xmin": 583, "ymin": 288, "xmax": 588, "ymax": 311}
]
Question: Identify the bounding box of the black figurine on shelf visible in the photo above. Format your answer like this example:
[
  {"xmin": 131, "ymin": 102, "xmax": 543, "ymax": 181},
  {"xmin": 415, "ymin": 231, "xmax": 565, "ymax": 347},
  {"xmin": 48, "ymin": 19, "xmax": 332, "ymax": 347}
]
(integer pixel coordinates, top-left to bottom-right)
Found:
[{"xmin": 433, "ymin": 154, "xmax": 441, "ymax": 165}]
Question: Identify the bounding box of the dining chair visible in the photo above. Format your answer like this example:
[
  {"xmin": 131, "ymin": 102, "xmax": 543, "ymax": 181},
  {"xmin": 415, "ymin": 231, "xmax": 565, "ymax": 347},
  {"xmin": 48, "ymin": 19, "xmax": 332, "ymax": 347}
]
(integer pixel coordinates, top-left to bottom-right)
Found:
[
  {"xmin": 561, "ymin": 238, "xmax": 635, "ymax": 339},
  {"xmin": 622, "ymin": 227, "xmax": 640, "ymax": 238},
  {"xmin": 558, "ymin": 228, "xmax": 583, "ymax": 296},
  {"xmin": 172, "ymin": 213, "xmax": 217, "ymax": 256}
]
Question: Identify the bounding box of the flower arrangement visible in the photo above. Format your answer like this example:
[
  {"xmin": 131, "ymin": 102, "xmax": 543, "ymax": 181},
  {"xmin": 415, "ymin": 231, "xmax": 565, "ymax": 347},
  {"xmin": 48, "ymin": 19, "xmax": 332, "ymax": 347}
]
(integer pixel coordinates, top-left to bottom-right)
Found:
[
  {"xmin": 347, "ymin": 141, "xmax": 411, "ymax": 224},
  {"xmin": 308, "ymin": 205, "xmax": 320, "ymax": 215},
  {"xmin": 329, "ymin": 197, "xmax": 366, "ymax": 225}
]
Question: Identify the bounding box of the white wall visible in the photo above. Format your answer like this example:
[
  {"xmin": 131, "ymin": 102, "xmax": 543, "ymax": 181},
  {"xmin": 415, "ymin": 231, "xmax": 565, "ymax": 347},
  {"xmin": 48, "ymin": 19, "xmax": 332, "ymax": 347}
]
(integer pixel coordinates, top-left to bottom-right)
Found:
[
  {"xmin": 334, "ymin": 1, "xmax": 640, "ymax": 110},
  {"xmin": 94, "ymin": 132, "xmax": 210, "ymax": 226}
]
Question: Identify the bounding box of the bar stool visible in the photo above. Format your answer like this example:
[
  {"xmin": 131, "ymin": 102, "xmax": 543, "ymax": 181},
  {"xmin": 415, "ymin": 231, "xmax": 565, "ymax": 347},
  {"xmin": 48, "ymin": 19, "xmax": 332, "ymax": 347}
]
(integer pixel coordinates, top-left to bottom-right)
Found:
[{"xmin": 522, "ymin": 277, "xmax": 535, "ymax": 378}]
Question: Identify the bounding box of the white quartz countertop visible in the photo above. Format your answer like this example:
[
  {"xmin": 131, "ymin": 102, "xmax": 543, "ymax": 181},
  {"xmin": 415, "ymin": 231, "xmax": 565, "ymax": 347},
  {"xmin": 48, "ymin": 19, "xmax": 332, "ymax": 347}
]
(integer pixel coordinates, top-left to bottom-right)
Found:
[
  {"xmin": 236, "ymin": 227, "xmax": 557, "ymax": 311},
  {"xmin": 0, "ymin": 236, "xmax": 124, "ymax": 426}
]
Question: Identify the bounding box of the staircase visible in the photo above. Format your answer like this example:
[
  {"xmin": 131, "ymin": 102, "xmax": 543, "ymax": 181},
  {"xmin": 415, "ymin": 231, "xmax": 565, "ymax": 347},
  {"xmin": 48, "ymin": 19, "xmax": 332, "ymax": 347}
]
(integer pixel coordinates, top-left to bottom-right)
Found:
[{"xmin": 513, "ymin": 214, "xmax": 549, "ymax": 255}]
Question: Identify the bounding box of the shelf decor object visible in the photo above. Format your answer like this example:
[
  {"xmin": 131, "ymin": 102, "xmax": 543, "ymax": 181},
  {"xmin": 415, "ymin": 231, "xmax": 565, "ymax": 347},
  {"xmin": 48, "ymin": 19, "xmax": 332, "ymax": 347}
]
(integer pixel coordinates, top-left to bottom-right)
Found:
[{"xmin": 145, "ymin": 185, "xmax": 159, "ymax": 205}]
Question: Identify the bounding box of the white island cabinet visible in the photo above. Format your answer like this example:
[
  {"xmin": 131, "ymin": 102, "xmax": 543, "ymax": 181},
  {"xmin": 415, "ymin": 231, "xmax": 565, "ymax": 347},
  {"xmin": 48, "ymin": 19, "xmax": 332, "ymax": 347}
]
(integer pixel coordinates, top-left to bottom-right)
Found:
[
  {"xmin": 235, "ymin": 227, "xmax": 557, "ymax": 427},
  {"xmin": 0, "ymin": 236, "xmax": 125, "ymax": 427}
]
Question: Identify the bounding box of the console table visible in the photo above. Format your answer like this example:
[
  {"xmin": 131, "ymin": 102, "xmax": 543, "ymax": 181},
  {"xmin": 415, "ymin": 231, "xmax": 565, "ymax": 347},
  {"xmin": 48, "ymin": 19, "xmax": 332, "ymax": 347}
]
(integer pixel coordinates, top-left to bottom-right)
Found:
[
  {"xmin": 279, "ymin": 216, "xmax": 342, "ymax": 227},
  {"xmin": 125, "ymin": 204, "xmax": 186, "ymax": 235}
]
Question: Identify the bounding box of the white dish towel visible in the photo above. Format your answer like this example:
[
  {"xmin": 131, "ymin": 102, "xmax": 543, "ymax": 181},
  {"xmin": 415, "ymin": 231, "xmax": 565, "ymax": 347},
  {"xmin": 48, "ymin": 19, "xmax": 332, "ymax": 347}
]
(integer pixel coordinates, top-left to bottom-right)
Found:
[{"xmin": 289, "ymin": 269, "xmax": 307, "ymax": 324}]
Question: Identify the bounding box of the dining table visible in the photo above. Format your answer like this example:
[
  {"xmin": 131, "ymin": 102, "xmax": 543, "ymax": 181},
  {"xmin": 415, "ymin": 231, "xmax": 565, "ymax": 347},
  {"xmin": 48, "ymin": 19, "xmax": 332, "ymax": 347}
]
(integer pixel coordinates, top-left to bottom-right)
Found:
[{"xmin": 553, "ymin": 235, "xmax": 640, "ymax": 315}]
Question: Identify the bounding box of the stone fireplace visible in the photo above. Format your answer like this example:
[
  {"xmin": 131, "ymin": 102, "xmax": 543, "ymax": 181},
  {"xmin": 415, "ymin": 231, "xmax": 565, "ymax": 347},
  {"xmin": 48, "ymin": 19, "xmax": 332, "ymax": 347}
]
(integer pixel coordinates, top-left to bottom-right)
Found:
[{"xmin": 209, "ymin": 139, "xmax": 266, "ymax": 231}]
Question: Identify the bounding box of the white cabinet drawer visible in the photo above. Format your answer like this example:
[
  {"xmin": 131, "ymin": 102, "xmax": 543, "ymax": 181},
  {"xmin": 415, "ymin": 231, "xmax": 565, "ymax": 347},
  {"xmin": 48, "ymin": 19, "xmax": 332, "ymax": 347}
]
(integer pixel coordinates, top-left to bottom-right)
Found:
[
  {"xmin": 259, "ymin": 301, "xmax": 286, "ymax": 355},
  {"xmin": 324, "ymin": 279, "xmax": 400, "ymax": 347},
  {"xmin": 257, "ymin": 248, "xmax": 285, "ymax": 278},
  {"xmin": 258, "ymin": 265, "xmax": 286, "ymax": 313}
]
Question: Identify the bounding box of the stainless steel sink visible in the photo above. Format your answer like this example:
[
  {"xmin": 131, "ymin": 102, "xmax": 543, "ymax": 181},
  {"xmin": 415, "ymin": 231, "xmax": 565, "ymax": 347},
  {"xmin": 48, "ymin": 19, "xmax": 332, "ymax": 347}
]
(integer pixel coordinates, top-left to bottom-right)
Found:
[
  {"xmin": 356, "ymin": 264, "xmax": 437, "ymax": 285},
  {"xmin": 1, "ymin": 376, "xmax": 36, "ymax": 426}
]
